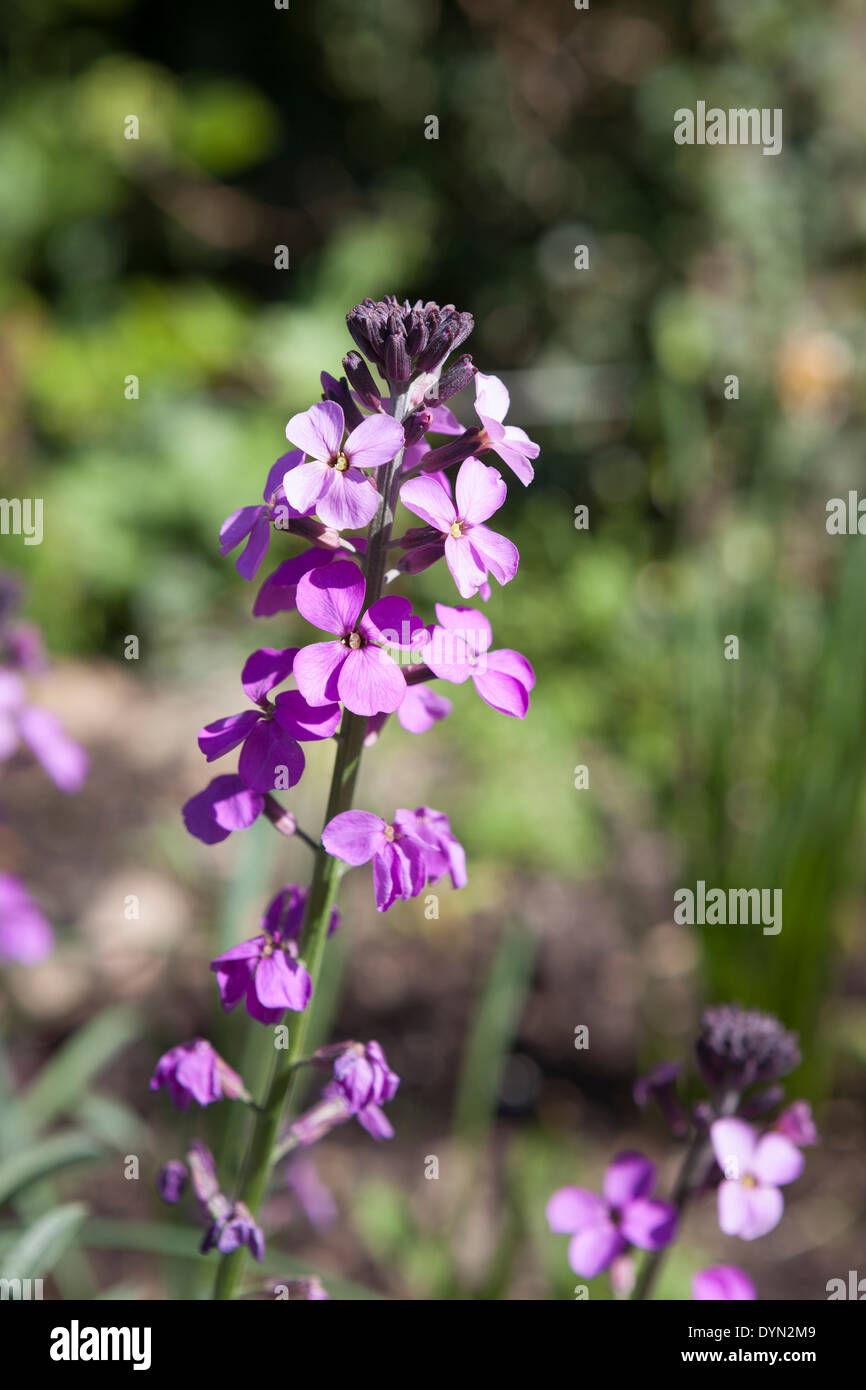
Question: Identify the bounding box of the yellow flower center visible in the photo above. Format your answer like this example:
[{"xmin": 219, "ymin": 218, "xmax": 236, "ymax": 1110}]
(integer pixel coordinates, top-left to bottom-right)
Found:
[
  {"xmin": 334, "ymin": 451, "xmax": 350, "ymax": 472},
  {"xmin": 450, "ymin": 520, "xmax": 463, "ymax": 538}
]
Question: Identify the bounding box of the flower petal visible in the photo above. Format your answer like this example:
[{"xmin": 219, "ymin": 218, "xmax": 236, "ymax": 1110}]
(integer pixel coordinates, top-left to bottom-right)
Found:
[
  {"xmin": 474, "ymin": 371, "xmax": 510, "ymax": 425},
  {"xmin": 282, "ymin": 459, "xmax": 331, "ymax": 515},
  {"xmin": 273, "ymin": 690, "xmax": 341, "ymax": 741},
  {"xmin": 619, "ymin": 1197, "xmax": 677, "ymax": 1251},
  {"xmin": 241, "ymin": 647, "xmax": 297, "ymax": 704},
  {"xmin": 396, "ymin": 685, "xmax": 452, "ymax": 733},
  {"xmin": 467, "ymin": 525, "xmax": 519, "ymax": 585},
  {"xmin": 444, "ymin": 534, "xmax": 487, "ymax": 599},
  {"xmin": 17, "ymin": 707, "xmax": 88, "ymax": 792},
  {"xmin": 710, "ymin": 1118, "xmax": 758, "ymax": 1181},
  {"xmin": 292, "ymin": 641, "xmax": 347, "ymax": 707},
  {"xmin": 198, "ymin": 709, "xmax": 261, "ymax": 761},
  {"xmin": 471, "ymin": 667, "xmax": 529, "ymax": 718},
  {"xmin": 738, "ymin": 1185, "xmax": 785, "ymax": 1240},
  {"xmin": 286, "ymin": 401, "xmax": 344, "ymax": 460},
  {"xmin": 316, "ymin": 468, "xmax": 379, "ymax": 530},
  {"xmin": 322, "ymin": 810, "xmax": 387, "ymax": 865},
  {"xmin": 567, "ymin": 1223, "xmax": 625, "ymax": 1279},
  {"xmin": 692, "ymin": 1266, "xmax": 757, "ymax": 1301},
  {"xmin": 400, "ymin": 475, "xmax": 456, "ymax": 532},
  {"xmin": 296, "ymin": 560, "xmax": 365, "ymax": 637},
  {"xmin": 344, "ymin": 413, "xmax": 404, "ymax": 469},
  {"xmin": 338, "ymin": 646, "xmax": 406, "ymax": 717},
  {"xmin": 546, "ymin": 1186, "xmax": 607, "ymax": 1235},
  {"xmin": 253, "ymin": 549, "xmax": 335, "ymax": 619},
  {"xmin": 455, "ymin": 457, "xmax": 507, "ymax": 525},
  {"xmin": 603, "ymin": 1151, "xmax": 656, "ymax": 1208},
  {"xmin": 751, "ymin": 1133, "xmax": 804, "ymax": 1187},
  {"xmin": 238, "ymin": 719, "xmax": 305, "ymax": 793},
  {"xmin": 360, "ymin": 595, "xmax": 424, "ymax": 651}
]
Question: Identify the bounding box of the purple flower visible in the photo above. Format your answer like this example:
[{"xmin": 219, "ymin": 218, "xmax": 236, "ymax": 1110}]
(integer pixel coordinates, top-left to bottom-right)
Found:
[
  {"xmin": 182, "ymin": 773, "xmax": 265, "ymax": 844},
  {"xmin": 400, "ymin": 457, "xmax": 518, "ymax": 599},
  {"xmin": 209, "ymin": 885, "xmax": 337, "ymax": 1024},
  {"xmin": 149, "ymin": 1039, "xmax": 249, "ymax": 1111},
  {"xmin": 547, "ymin": 1152, "xmax": 678, "ymax": 1278},
  {"xmin": 197, "ymin": 647, "xmax": 340, "ymax": 793},
  {"xmin": 284, "ymin": 401, "xmax": 404, "ymax": 530},
  {"xmin": 202, "ymin": 1200, "xmax": 265, "ymax": 1261},
  {"xmin": 0, "ymin": 670, "xmax": 88, "ymax": 792},
  {"xmin": 322, "ymin": 808, "xmax": 432, "ymax": 912},
  {"xmin": 293, "ymin": 560, "xmax": 422, "ymax": 717},
  {"xmin": 710, "ymin": 1118, "xmax": 804, "ymax": 1240},
  {"xmin": 157, "ymin": 1160, "xmax": 188, "ymax": 1205},
  {"xmin": 0, "ymin": 873, "xmax": 54, "ymax": 964},
  {"xmin": 422, "ymin": 605, "xmax": 534, "ymax": 718},
  {"xmin": 472, "ymin": 372, "xmax": 539, "ymax": 486},
  {"xmin": 696, "ymin": 1004, "xmax": 801, "ymax": 1090},
  {"xmin": 399, "ymin": 806, "xmax": 467, "ymax": 889},
  {"xmin": 692, "ymin": 1265, "xmax": 756, "ymax": 1301},
  {"xmin": 396, "ymin": 683, "xmax": 452, "ymax": 733},
  {"xmin": 774, "ymin": 1100, "xmax": 819, "ymax": 1148},
  {"xmin": 219, "ymin": 455, "xmax": 295, "ymax": 581},
  {"xmin": 327, "ymin": 1040, "xmax": 400, "ymax": 1114}
]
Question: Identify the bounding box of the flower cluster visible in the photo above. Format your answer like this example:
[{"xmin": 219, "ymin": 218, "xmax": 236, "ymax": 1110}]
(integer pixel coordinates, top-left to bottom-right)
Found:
[
  {"xmin": 156, "ymin": 295, "xmax": 537, "ymax": 1294},
  {"xmin": 0, "ymin": 575, "xmax": 88, "ymax": 965},
  {"xmin": 548, "ymin": 1004, "xmax": 816, "ymax": 1300}
]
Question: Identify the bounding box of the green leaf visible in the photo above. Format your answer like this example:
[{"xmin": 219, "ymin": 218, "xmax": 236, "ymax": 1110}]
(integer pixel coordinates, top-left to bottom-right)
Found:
[
  {"xmin": 0, "ymin": 1132, "xmax": 104, "ymax": 1208},
  {"xmin": 0, "ymin": 1202, "xmax": 87, "ymax": 1279},
  {"xmin": 16, "ymin": 1005, "xmax": 141, "ymax": 1130}
]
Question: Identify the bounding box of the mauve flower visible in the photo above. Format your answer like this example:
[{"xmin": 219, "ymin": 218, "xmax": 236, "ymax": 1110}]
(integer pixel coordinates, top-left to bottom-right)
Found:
[
  {"xmin": 326, "ymin": 1040, "xmax": 400, "ymax": 1114},
  {"xmin": 472, "ymin": 372, "xmax": 539, "ymax": 486},
  {"xmin": 422, "ymin": 604, "xmax": 534, "ymax": 718},
  {"xmin": 209, "ymin": 885, "xmax": 337, "ymax": 1024},
  {"xmin": 0, "ymin": 670, "xmax": 88, "ymax": 792},
  {"xmin": 219, "ymin": 455, "xmax": 295, "ymax": 581},
  {"xmin": 284, "ymin": 401, "xmax": 404, "ymax": 530},
  {"xmin": 396, "ymin": 682, "xmax": 452, "ymax": 733},
  {"xmin": 149, "ymin": 1039, "xmax": 249, "ymax": 1111},
  {"xmin": 293, "ymin": 560, "xmax": 422, "ymax": 717},
  {"xmin": 290, "ymin": 1077, "xmax": 398, "ymax": 1145},
  {"xmin": 399, "ymin": 806, "xmax": 467, "ymax": 889},
  {"xmin": 0, "ymin": 873, "xmax": 54, "ymax": 964},
  {"xmin": 198, "ymin": 647, "xmax": 340, "ymax": 794},
  {"xmin": 547, "ymin": 1152, "xmax": 678, "ymax": 1278},
  {"xmin": 692, "ymin": 1265, "xmax": 756, "ymax": 1300},
  {"xmin": 322, "ymin": 808, "xmax": 429, "ymax": 912},
  {"xmin": 182, "ymin": 773, "xmax": 265, "ymax": 844},
  {"xmin": 286, "ymin": 1156, "xmax": 338, "ymax": 1230},
  {"xmin": 774, "ymin": 1100, "xmax": 819, "ymax": 1147},
  {"xmin": 157, "ymin": 1160, "xmax": 188, "ymax": 1205},
  {"xmin": 202, "ymin": 1200, "xmax": 265, "ymax": 1261},
  {"xmin": 400, "ymin": 457, "xmax": 518, "ymax": 599},
  {"xmin": 710, "ymin": 1117, "xmax": 804, "ymax": 1240}
]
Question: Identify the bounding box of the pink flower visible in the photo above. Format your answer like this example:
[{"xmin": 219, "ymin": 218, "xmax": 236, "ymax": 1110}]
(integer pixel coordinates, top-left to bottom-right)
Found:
[
  {"xmin": 473, "ymin": 372, "xmax": 539, "ymax": 486},
  {"xmin": 774, "ymin": 1100, "xmax": 819, "ymax": 1148},
  {"xmin": 197, "ymin": 647, "xmax": 340, "ymax": 793},
  {"xmin": 219, "ymin": 455, "xmax": 295, "ymax": 581},
  {"xmin": 422, "ymin": 604, "xmax": 534, "ymax": 718},
  {"xmin": 150, "ymin": 1039, "xmax": 249, "ymax": 1110},
  {"xmin": 547, "ymin": 1152, "xmax": 677, "ymax": 1279},
  {"xmin": 397, "ymin": 683, "xmax": 452, "ymax": 733},
  {"xmin": 182, "ymin": 773, "xmax": 265, "ymax": 844},
  {"xmin": 284, "ymin": 401, "xmax": 404, "ymax": 530},
  {"xmin": 0, "ymin": 873, "xmax": 54, "ymax": 964},
  {"xmin": 293, "ymin": 560, "xmax": 422, "ymax": 717},
  {"xmin": 400, "ymin": 457, "xmax": 518, "ymax": 599},
  {"xmin": 322, "ymin": 809, "xmax": 429, "ymax": 913},
  {"xmin": 692, "ymin": 1265, "xmax": 757, "ymax": 1300},
  {"xmin": 710, "ymin": 1118, "xmax": 804, "ymax": 1241},
  {"xmin": 0, "ymin": 670, "xmax": 88, "ymax": 792}
]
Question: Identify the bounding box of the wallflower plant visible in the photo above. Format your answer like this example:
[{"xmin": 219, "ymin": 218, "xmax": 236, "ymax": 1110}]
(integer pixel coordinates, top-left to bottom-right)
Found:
[{"xmin": 151, "ymin": 297, "xmax": 537, "ymax": 1300}]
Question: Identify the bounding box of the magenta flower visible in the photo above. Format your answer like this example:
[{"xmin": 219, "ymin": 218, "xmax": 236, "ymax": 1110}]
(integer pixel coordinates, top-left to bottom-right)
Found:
[
  {"xmin": 324, "ymin": 1040, "xmax": 400, "ymax": 1115},
  {"xmin": 0, "ymin": 670, "xmax": 88, "ymax": 792},
  {"xmin": 182, "ymin": 773, "xmax": 265, "ymax": 844},
  {"xmin": 293, "ymin": 560, "xmax": 422, "ymax": 717},
  {"xmin": 209, "ymin": 885, "xmax": 337, "ymax": 1024},
  {"xmin": 399, "ymin": 806, "xmax": 467, "ymax": 888},
  {"xmin": 150, "ymin": 1039, "xmax": 249, "ymax": 1111},
  {"xmin": 198, "ymin": 647, "xmax": 340, "ymax": 794},
  {"xmin": 711, "ymin": 1118, "xmax": 804, "ymax": 1240},
  {"xmin": 322, "ymin": 808, "xmax": 429, "ymax": 912},
  {"xmin": 472, "ymin": 372, "xmax": 539, "ymax": 486},
  {"xmin": 253, "ymin": 546, "xmax": 338, "ymax": 618},
  {"xmin": 774, "ymin": 1100, "xmax": 819, "ymax": 1147},
  {"xmin": 547, "ymin": 1153, "xmax": 678, "ymax": 1278},
  {"xmin": 202, "ymin": 1200, "xmax": 265, "ymax": 1261},
  {"xmin": 400, "ymin": 457, "xmax": 518, "ymax": 599},
  {"xmin": 219, "ymin": 455, "xmax": 296, "ymax": 581},
  {"xmin": 0, "ymin": 873, "xmax": 54, "ymax": 964},
  {"xmin": 422, "ymin": 604, "xmax": 534, "ymax": 718},
  {"xmin": 396, "ymin": 682, "xmax": 452, "ymax": 733},
  {"xmin": 692, "ymin": 1266, "xmax": 757, "ymax": 1301},
  {"xmin": 284, "ymin": 401, "xmax": 404, "ymax": 530},
  {"xmin": 157, "ymin": 1160, "xmax": 188, "ymax": 1205}
]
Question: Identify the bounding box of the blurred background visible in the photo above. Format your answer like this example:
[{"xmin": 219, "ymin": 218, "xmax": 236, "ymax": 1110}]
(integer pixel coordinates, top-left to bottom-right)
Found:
[{"xmin": 1, "ymin": 0, "xmax": 865, "ymax": 1300}]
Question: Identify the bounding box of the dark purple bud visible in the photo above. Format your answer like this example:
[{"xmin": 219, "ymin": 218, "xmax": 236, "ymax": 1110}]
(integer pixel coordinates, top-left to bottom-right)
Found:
[
  {"xmin": 384, "ymin": 310, "xmax": 411, "ymax": 383},
  {"xmin": 320, "ymin": 372, "xmax": 364, "ymax": 432},
  {"xmin": 633, "ymin": 1062, "xmax": 688, "ymax": 1137},
  {"xmin": 346, "ymin": 299, "xmax": 388, "ymax": 366},
  {"xmin": 157, "ymin": 1160, "xmax": 188, "ymax": 1205},
  {"xmin": 415, "ymin": 310, "xmax": 474, "ymax": 373},
  {"xmin": 342, "ymin": 351, "xmax": 382, "ymax": 410},
  {"xmin": 421, "ymin": 428, "xmax": 481, "ymax": 472},
  {"xmin": 696, "ymin": 1004, "xmax": 800, "ymax": 1092},
  {"xmin": 739, "ymin": 1084, "xmax": 785, "ymax": 1119},
  {"xmin": 427, "ymin": 353, "xmax": 475, "ymax": 405},
  {"xmin": 405, "ymin": 309, "xmax": 428, "ymax": 357},
  {"xmin": 403, "ymin": 408, "xmax": 432, "ymax": 447}
]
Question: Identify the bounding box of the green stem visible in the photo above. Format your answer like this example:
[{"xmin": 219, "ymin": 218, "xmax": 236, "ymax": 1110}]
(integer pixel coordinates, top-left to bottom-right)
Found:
[{"xmin": 212, "ymin": 380, "xmax": 410, "ymax": 1301}]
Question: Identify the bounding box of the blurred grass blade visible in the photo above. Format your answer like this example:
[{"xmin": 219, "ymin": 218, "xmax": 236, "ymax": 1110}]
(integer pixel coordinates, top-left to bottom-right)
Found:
[
  {"xmin": 452, "ymin": 927, "xmax": 536, "ymax": 1144},
  {"xmin": 0, "ymin": 1202, "xmax": 87, "ymax": 1279},
  {"xmin": 0, "ymin": 1133, "xmax": 104, "ymax": 1207},
  {"xmin": 17, "ymin": 1005, "xmax": 141, "ymax": 1131}
]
